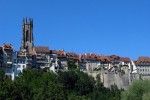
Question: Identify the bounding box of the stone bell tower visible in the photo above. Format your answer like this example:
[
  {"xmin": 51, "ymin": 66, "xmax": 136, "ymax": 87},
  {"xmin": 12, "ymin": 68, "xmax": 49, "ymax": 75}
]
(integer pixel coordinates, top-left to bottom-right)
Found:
[{"xmin": 21, "ymin": 18, "xmax": 34, "ymax": 51}]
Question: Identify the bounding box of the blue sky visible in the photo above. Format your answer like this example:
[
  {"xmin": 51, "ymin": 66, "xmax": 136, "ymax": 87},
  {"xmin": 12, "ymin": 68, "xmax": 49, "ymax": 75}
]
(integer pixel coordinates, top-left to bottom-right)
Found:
[{"xmin": 0, "ymin": 0, "xmax": 150, "ymax": 59}]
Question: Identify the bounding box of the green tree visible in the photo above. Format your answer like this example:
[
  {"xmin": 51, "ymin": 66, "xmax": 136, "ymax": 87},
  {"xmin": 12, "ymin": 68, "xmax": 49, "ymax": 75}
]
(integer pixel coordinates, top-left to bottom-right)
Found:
[
  {"xmin": 76, "ymin": 71, "xmax": 95, "ymax": 95},
  {"xmin": 142, "ymin": 92, "xmax": 150, "ymax": 100},
  {"xmin": 58, "ymin": 70, "xmax": 95, "ymax": 96},
  {"xmin": 11, "ymin": 77, "xmax": 32, "ymax": 100},
  {"xmin": 0, "ymin": 67, "xmax": 123, "ymax": 100},
  {"xmin": 121, "ymin": 80, "xmax": 150, "ymax": 100},
  {"xmin": 67, "ymin": 59, "xmax": 78, "ymax": 70},
  {"xmin": 58, "ymin": 70, "xmax": 78, "ymax": 91},
  {"xmin": 33, "ymin": 71, "xmax": 66, "ymax": 100},
  {"xmin": 95, "ymin": 74, "xmax": 103, "ymax": 91},
  {"xmin": 0, "ymin": 68, "xmax": 4, "ymax": 81},
  {"xmin": 0, "ymin": 77, "xmax": 13, "ymax": 99}
]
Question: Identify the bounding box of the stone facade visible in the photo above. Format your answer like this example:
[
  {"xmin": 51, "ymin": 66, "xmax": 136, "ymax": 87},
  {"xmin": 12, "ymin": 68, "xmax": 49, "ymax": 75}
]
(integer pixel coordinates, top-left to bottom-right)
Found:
[
  {"xmin": 88, "ymin": 71, "xmax": 139, "ymax": 90},
  {"xmin": 21, "ymin": 18, "xmax": 34, "ymax": 51}
]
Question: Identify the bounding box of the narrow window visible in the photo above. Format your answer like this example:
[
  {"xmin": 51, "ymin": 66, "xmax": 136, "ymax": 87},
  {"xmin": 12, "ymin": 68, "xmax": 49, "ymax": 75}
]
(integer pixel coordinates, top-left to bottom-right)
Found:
[{"xmin": 26, "ymin": 30, "xmax": 29, "ymax": 42}]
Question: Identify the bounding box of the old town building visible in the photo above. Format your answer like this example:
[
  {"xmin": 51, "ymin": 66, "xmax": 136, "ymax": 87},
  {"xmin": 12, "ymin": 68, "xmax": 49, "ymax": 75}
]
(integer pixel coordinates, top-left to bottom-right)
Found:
[
  {"xmin": 0, "ymin": 18, "xmax": 142, "ymax": 80},
  {"xmin": 34, "ymin": 46, "xmax": 50, "ymax": 70},
  {"xmin": 50, "ymin": 50, "xmax": 67, "ymax": 70},
  {"xmin": 135, "ymin": 57, "xmax": 150, "ymax": 75},
  {"xmin": 0, "ymin": 43, "xmax": 16, "ymax": 80}
]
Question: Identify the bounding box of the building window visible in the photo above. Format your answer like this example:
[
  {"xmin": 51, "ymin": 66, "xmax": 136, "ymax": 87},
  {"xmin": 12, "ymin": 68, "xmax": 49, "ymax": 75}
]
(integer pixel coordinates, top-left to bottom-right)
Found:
[
  {"xmin": 21, "ymin": 60, "xmax": 23, "ymax": 63},
  {"xmin": 13, "ymin": 65, "xmax": 16, "ymax": 68},
  {"xmin": 17, "ymin": 60, "xmax": 19, "ymax": 63},
  {"xmin": 23, "ymin": 65, "xmax": 25, "ymax": 68},
  {"xmin": 140, "ymin": 69, "xmax": 142, "ymax": 71},
  {"xmin": 23, "ymin": 60, "xmax": 25, "ymax": 64},
  {"xmin": 26, "ymin": 30, "xmax": 29, "ymax": 42},
  {"xmin": 14, "ymin": 59, "xmax": 17, "ymax": 63},
  {"xmin": 18, "ymin": 65, "xmax": 21, "ymax": 68}
]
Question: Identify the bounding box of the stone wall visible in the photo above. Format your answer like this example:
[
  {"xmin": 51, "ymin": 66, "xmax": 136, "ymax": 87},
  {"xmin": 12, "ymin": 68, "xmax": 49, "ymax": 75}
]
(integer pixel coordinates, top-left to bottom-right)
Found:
[
  {"xmin": 87, "ymin": 71, "xmax": 139, "ymax": 90},
  {"xmin": 141, "ymin": 75, "xmax": 150, "ymax": 80}
]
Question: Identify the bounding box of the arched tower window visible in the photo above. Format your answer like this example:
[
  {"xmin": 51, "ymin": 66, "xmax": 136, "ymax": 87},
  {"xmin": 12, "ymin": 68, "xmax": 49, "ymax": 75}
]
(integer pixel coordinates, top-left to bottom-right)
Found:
[{"xmin": 26, "ymin": 30, "xmax": 29, "ymax": 42}]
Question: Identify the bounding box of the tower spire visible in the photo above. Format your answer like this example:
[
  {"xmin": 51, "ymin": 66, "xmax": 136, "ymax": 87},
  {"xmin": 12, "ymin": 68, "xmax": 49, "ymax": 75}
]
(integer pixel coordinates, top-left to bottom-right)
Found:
[{"xmin": 21, "ymin": 17, "xmax": 34, "ymax": 51}]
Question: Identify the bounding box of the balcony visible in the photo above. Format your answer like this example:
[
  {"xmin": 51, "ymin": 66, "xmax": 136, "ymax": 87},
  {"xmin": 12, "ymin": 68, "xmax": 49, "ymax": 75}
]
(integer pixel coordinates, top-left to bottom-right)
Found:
[
  {"xmin": 36, "ymin": 60, "xmax": 49, "ymax": 63},
  {"xmin": 18, "ymin": 52, "xmax": 26, "ymax": 56},
  {"xmin": 6, "ymin": 58, "xmax": 12, "ymax": 65},
  {"xmin": 5, "ymin": 64, "xmax": 12, "ymax": 67},
  {"xmin": 7, "ymin": 62, "xmax": 12, "ymax": 64},
  {"xmin": 5, "ymin": 73, "xmax": 12, "ymax": 76},
  {"xmin": 40, "ymin": 65, "xmax": 49, "ymax": 68},
  {"xmin": 7, "ymin": 53, "xmax": 12, "ymax": 57},
  {"xmin": 36, "ymin": 56, "xmax": 46, "ymax": 60}
]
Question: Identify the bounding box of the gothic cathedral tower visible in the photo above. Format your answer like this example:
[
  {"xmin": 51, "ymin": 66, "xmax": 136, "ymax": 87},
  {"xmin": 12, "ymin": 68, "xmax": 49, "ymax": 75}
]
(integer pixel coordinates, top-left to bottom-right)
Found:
[{"xmin": 21, "ymin": 18, "xmax": 34, "ymax": 51}]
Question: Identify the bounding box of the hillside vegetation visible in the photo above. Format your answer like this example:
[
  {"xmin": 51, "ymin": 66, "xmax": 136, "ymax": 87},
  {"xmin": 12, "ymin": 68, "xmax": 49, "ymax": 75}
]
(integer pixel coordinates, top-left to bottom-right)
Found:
[{"xmin": 0, "ymin": 68, "xmax": 122, "ymax": 100}]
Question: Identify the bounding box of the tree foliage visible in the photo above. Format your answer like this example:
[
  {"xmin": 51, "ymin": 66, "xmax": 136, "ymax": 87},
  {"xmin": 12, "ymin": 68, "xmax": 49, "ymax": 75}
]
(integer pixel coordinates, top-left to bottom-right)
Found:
[
  {"xmin": 121, "ymin": 80, "xmax": 150, "ymax": 100},
  {"xmin": 67, "ymin": 59, "xmax": 78, "ymax": 70},
  {"xmin": 0, "ymin": 68, "xmax": 122, "ymax": 100}
]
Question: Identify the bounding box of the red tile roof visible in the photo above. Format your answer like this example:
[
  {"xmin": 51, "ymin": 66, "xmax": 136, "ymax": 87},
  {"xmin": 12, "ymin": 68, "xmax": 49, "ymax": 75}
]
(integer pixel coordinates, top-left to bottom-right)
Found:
[
  {"xmin": 3, "ymin": 43, "xmax": 13, "ymax": 49},
  {"xmin": 34, "ymin": 46, "xmax": 50, "ymax": 53},
  {"xmin": 119, "ymin": 57, "xmax": 131, "ymax": 62},
  {"xmin": 78, "ymin": 58, "xmax": 85, "ymax": 62},
  {"xmin": 107, "ymin": 55, "xmax": 131, "ymax": 63},
  {"xmin": 108, "ymin": 55, "xmax": 120, "ymax": 61},
  {"xmin": 51, "ymin": 50, "xmax": 66, "ymax": 58},
  {"xmin": 66, "ymin": 52, "xmax": 79, "ymax": 59},
  {"xmin": 135, "ymin": 56, "xmax": 150, "ymax": 64},
  {"xmin": 81, "ymin": 53, "xmax": 99, "ymax": 60},
  {"xmin": 28, "ymin": 50, "xmax": 36, "ymax": 55},
  {"xmin": 99, "ymin": 55, "xmax": 110, "ymax": 62}
]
